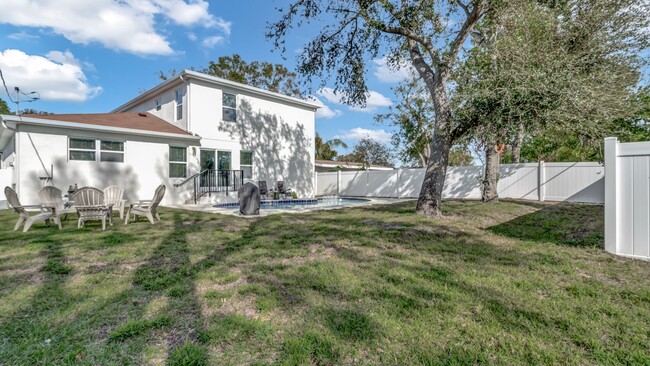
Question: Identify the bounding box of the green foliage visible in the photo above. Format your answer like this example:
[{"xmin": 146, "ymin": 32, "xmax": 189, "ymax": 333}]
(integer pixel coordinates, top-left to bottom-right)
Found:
[
  {"xmin": 448, "ymin": 147, "xmax": 474, "ymax": 166},
  {"xmin": 338, "ymin": 137, "xmax": 393, "ymax": 167},
  {"xmin": 376, "ymin": 77, "xmax": 434, "ymax": 167},
  {"xmin": 0, "ymin": 98, "xmax": 9, "ymax": 114},
  {"xmin": 315, "ymin": 132, "xmax": 348, "ymax": 160},
  {"xmin": 455, "ymin": 0, "xmax": 649, "ymax": 161},
  {"xmin": 160, "ymin": 54, "xmax": 302, "ymax": 97}
]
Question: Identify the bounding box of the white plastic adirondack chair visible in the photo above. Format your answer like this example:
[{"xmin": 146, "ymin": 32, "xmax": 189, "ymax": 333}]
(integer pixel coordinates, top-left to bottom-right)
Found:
[
  {"xmin": 5, "ymin": 186, "xmax": 54, "ymax": 232},
  {"xmin": 38, "ymin": 186, "xmax": 77, "ymax": 229},
  {"xmin": 125, "ymin": 184, "xmax": 165, "ymax": 224},
  {"xmin": 103, "ymin": 185, "xmax": 126, "ymax": 219},
  {"xmin": 71, "ymin": 187, "xmax": 111, "ymax": 230}
]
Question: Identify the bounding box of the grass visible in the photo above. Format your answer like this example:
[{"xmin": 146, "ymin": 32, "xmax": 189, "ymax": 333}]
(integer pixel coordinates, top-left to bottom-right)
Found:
[{"xmin": 1, "ymin": 200, "xmax": 649, "ymax": 365}]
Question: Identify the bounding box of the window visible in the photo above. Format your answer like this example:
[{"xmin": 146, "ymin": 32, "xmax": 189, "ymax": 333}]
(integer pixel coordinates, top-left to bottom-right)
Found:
[
  {"xmin": 175, "ymin": 89, "xmax": 183, "ymax": 120},
  {"xmin": 222, "ymin": 92, "xmax": 236, "ymax": 122},
  {"xmin": 155, "ymin": 98, "xmax": 161, "ymax": 111},
  {"xmin": 169, "ymin": 146, "xmax": 187, "ymax": 178},
  {"xmin": 69, "ymin": 138, "xmax": 125, "ymax": 162},
  {"xmin": 100, "ymin": 140, "xmax": 124, "ymax": 162},
  {"xmin": 69, "ymin": 138, "xmax": 96, "ymax": 161},
  {"xmin": 240, "ymin": 151, "xmax": 253, "ymax": 179}
]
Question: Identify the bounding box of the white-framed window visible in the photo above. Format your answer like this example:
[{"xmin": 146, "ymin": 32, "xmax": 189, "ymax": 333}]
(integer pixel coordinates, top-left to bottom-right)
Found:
[
  {"xmin": 175, "ymin": 89, "xmax": 183, "ymax": 120},
  {"xmin": 100, "ymin": 140, "xmax": 124, "ymax": 162},
  {"xmin": 169, "ymin": 146, "xmax": 187, "ymax": 178},
  {"xmin": 240, "ymin": 151, "xmax": 253, "ymax": 179},
  {"xmin": 223, "ymin": 92, "xmax": 236, "ymax": 122},
  {"xmin": 155, "ymin": 98, "xmax": 162, "ymax": 111},
  {"xmin": 68, "ymin": 138, "xmax": 124, "ymax": 163},
  {"xmin": 69, "ymin": 138, "xmax": 96, "ymax": 161}
]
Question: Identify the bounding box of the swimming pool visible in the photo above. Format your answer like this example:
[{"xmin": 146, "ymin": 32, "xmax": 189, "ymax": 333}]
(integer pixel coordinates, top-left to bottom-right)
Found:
[{"xmin": 213, "ymin": 197, "xmax": 371, "ymax": 210}]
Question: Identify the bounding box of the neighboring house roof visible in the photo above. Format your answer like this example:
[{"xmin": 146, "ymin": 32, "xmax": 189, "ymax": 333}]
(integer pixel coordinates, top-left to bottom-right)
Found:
[
  {"xmin": 315, "ymin": 159, "xmax": 394, "ymax": 171},
  {"xmin": 0, "ymin": 113, "xmax": 201, "ymax": 145},
  {"xmin": 112, "ymin": 69, "xmax": 322, "ymax": 113}
]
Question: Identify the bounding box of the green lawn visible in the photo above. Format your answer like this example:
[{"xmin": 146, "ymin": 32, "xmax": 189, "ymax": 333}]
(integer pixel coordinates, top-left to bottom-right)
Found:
[{"xmin": 1, "ymin": 200, "xmax": 649, "ymax": 365}]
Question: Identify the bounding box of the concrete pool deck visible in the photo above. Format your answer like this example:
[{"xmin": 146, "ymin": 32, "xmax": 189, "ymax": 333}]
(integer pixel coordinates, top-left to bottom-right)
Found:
[{"xmin": 165, "ymin": 197, "xmax": 412, "ymax": 217}]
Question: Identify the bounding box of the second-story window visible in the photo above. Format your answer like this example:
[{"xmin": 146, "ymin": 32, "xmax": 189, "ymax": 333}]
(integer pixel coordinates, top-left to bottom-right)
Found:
[
  {"xmin": 223, "ymin": 92, "xmax": 236, "ymax": 122},
  {"xmin": 175, "ymin": 89, "xmax": 183, "ymax": 120}
]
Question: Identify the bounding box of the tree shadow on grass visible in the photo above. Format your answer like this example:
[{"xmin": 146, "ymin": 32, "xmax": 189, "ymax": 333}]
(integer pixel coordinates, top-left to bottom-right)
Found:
[{"xmin": 488, "ymin": 202, "xmax": 604, "ymax": 248}]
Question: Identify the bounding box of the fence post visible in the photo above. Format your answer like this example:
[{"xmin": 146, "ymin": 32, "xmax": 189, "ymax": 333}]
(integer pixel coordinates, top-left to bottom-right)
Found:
[
  {"xmin": 538, "ymin": 160, "xmax": 545, "ymax": 201},
  {"xmin": 337, "ymin": 170, "xmax": 341, "ymax": 196},
  {"xmin": 604, "ymin": 137, "xmax": 619, "ymax": 254},
  {"xmin": 396, "ymin": 169, "xmax": 401, "ymax": 198}
]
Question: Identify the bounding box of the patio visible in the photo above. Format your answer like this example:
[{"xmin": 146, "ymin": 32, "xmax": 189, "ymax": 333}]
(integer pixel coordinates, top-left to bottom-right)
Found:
[{"xmin": 1, "ymin": 200, "xmax": 650, "ymax": 365}]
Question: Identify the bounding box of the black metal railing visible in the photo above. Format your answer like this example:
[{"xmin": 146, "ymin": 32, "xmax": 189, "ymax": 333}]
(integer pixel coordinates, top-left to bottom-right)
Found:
[{"xmin": 174, "ymin": 169, "xmax": 244, "ymax": 204}]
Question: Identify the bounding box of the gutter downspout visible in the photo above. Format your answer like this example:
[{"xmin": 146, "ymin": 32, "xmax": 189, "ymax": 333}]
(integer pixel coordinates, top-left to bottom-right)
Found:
[
  {"xmin": 179, "ymin": 74, "xmax": 191, "ymax": 134},
  {"xmin": 2, "ymin": 118, "xmax": 19, "ymax": 194}
]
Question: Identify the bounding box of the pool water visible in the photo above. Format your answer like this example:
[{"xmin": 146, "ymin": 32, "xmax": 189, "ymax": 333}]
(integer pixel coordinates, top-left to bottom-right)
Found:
[
  {"xmin": 213, "ymin": 197, "xmax": 370, "ymax": 210},
  {"xmin": 261, "ymin": 197, "xmax": 369, "ymax": 209}
]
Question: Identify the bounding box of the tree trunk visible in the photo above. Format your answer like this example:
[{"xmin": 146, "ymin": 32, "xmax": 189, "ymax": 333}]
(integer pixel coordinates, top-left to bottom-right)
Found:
[
  {"xmin": 415, "ymin": 68, "xmax": 452, "ymax": 217},
  {"xmin": 482, "ymin": 143, "xmax": 500, "ymax": 202},
  {"xmin": 416, "ymin": 132, "xmax": 451, "ymax": 216},
  {"xmin": 511, "ymin": 121, "xmax": 525, "ymax": 163}
]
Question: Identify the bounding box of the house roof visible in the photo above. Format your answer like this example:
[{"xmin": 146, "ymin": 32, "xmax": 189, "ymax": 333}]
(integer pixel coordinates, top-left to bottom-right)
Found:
[
  {"xmin": 0, "ymin": 113, "xmax": 201, "ymax": 145},
  {"xmin": 112, "ymin": 69, "xmax": 322, "ymax": 113},
  {"xmin": 315, "ymin": 159, "xmax": 394, "ymax": 171},
  {"xmin": 21, "ymin": 112, "xmax": 192, "ymax": 136}
]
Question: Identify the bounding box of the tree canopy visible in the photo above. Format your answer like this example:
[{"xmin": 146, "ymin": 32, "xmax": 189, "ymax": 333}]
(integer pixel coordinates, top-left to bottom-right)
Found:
[
  {"xmin": 338, "ymin": 137, "xmax": 394, "ymax": 168},
  {"xmin": 0, "ymin": 98, "xmax": 9, "ymax": 115},
  {"xmin": 160, "ymin": 54, "xmax": 302, "ymax": 97},
  {"xmin": 315, "ymin": 133, "xmax": 348, "ymax": 160}
]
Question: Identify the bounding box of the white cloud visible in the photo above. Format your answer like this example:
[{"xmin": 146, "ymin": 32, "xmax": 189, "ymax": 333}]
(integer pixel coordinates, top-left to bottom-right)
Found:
[
  {"xmin": 187, "ymin": 32, "xmax": 198, "ymax": 41},
  {"xmin": 7, "ymin": 31, "xmax": 39, "ymax": 41},
  {"xmin": 0, "ymin": 49, "xmax": 102, "ymax": 102},
  {"xmin": 0, "ymin": 0, "xmax": 230, "ymax": 56},
  {"xmin": 335, "ymin": 127, "xmax": 392, "ymax": 143},
  {"xmin": 349, "ymin": 90, "xmax": 392, "ymax": 112},
  {"xmin": 373, "ymin": 56, "xmax": 416, "ymax": 83},
  {"xmin": 308, "ymin": 96, "xmax": 342, "ymax": 119},
  {"xmin": 316, "ymin": 87, "xmax": 392, "ymax": 113},
  {"xmin": 201, "ymin": 35, "xmax": 225, "ymax": 48}
]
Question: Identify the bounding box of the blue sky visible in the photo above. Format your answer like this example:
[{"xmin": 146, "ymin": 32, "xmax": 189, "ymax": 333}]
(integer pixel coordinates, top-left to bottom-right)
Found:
[{"xmin": 0, "ymin": 0, "xmax": 406, "ymax": 155}]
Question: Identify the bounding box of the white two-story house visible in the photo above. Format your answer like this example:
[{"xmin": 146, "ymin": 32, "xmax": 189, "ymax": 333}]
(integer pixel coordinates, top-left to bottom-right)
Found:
[{"xmin": 0, "ymin": 70, "xmax": 319, "ymax": 206}]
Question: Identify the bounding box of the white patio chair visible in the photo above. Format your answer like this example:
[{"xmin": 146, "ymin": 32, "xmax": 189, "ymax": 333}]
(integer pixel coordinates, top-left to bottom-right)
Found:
[
  {"xmin": 38, "ymin": 186, "xmax": 77, "ymax": 229},
  {"xmin": 103, "ymin": 185, "xmax": 126, "ymax": 219},
  {"xmin": 5, "ymin": 186, "xmax": 54, "ymax": 232},
  {"xmin": 71, "ymin": 187, "xmax": 112, "ymax": 231},
  {"xmin": 125, "ymin": 184, "xmax": 166, "ymax": 225}
]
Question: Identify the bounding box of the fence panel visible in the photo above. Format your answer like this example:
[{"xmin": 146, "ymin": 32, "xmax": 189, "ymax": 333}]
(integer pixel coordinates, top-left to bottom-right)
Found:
[
  {"xmin": 444, "ymin": 166, "xmax": 483, "ymax": 199},
  {"xmin": 367, "ymin": 170, "xmax": 399, "ymax": 197},
  {"xmin": 498, "ymin": 164, "xmax": 539, "ymax": 200},
  {"xmin": 543, "ymin": 162, "xmax": 604, "ymax": 203},
  {"xmin": 398, "ymin": 169, "xmax": 425, "ymax": 198},
  {"xmin": 339, "ymin": 171, "xmax": 368, "ymax": 197},
  {"xmin": 316, "ymin": 172, "xmax": 338, "ymax": 196}
]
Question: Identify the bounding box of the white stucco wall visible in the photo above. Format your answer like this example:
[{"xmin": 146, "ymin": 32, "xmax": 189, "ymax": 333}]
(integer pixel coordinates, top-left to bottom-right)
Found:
[
  {"xmin": 188, "ymin": 79, "xmax": 316, "ymax": 197},
  {"xmin": 124, "ymin": 84, "xmax": 188, "ymax": 132},
  {"xmin": 14, "ymin": 124, "xmax": 198, "ymax": 206},
  {"xmin": 120, "ymin": 78, "xmax": 317, "ymax": 198}
]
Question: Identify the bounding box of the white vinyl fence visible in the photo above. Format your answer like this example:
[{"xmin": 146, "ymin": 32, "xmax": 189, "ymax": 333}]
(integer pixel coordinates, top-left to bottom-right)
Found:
[
  {"xmin": 316, "ymin": 161, "xmax": 604, "ymax": 204},
  {"xmin": 605, "ymin": 137, "xmax": 650, "ymax": 260}
]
